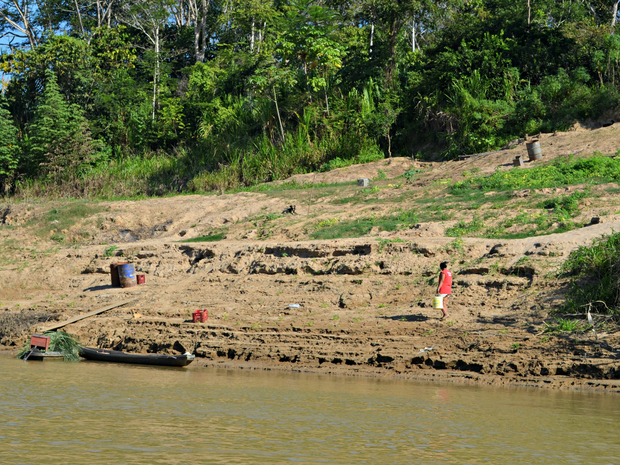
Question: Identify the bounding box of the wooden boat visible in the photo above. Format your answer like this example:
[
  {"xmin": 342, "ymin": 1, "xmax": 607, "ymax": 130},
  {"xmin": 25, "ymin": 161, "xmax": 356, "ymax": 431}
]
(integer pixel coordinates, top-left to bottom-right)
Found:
[
  {"xmin": 79, "ymin": 347, "xmax": 195, "ymax": 367},
  {"xmin": 22, "ymin": 348, "xmax": 65, "ymax": 361}
]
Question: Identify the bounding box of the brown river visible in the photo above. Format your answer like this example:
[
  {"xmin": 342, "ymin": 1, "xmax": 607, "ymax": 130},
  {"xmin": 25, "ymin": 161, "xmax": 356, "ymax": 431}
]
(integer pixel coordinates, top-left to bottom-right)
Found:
[{"xmin": 1, "ymin": 355, "xmax": 619, "ymax": 464}]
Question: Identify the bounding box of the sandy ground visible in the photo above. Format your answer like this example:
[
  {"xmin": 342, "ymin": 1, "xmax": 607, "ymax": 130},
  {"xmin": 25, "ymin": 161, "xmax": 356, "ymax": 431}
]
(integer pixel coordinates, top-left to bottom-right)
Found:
[{"xmin": 2, "ymin": 124, "xmax": 620, "ymax": 392}]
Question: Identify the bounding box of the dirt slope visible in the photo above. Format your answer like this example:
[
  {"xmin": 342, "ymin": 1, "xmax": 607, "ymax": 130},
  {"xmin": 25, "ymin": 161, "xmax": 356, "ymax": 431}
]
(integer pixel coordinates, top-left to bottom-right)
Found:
[{"xmin": 2, "ymin": 124, "xmax": 620, "ymax": 392}]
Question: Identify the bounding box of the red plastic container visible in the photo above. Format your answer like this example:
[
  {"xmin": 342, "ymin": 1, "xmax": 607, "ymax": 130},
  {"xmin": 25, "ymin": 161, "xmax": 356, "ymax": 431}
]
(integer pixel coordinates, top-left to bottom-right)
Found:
[
  {"xmin": 137, "ymin": 274, "xmax": 146, "ymax": 285},
  {"xmin": 192, "ymin": 309, "xmax": 208, "ymax": 323},
  {"xmin": 30, "ymin": 334, "xmax": 50, "ymax": 351}
]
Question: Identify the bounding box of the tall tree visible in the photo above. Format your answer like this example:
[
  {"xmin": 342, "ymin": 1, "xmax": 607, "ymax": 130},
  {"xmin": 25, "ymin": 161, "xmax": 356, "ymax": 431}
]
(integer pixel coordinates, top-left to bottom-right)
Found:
[
  {"xmin": 120, "ymin": 0, "xmax": 172, "ymax": 119},
  {"xmin": 0, "ymin": 94, "xmax": 19, "ymax": 192},
  {"xmin": 28, "ymin": 71, "xmax": 97, "ymax": 179}
]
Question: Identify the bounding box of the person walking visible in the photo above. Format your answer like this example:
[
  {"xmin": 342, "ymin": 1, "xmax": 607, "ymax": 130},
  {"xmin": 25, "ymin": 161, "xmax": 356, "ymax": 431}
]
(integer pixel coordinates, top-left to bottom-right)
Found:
[{"xmin": 436, "ymin": 262, "xmax": 452, "ymax": 320}]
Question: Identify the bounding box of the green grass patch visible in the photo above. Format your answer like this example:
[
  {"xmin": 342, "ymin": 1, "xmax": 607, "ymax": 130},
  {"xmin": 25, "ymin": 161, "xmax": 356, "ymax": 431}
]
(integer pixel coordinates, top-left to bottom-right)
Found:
[
  {"xmin": 104, "ymin": 245, "xmax": 118, "ymax": 257},
  {"xmin": 544, "ymin": 318, "xmax": 584, "ymax": 333},
  {"xmin": 311, "ymin": 218, "xmax": 377, "ymax": 240},
  {"xmin": 446, "ymin": 215, "xmax": 485, "ymax": 237},
  {"xmin": 310, "ymin": 209, "xmax": 419, "ymax": 240},
  {"xmin": 30, "ymin": 202, "xmax": 104, "ymax": 242},
  {"xmin": 181, "ymin": 232, "xmax": 226, "ymax": 243},
  {"xmin": 452, "ymin": 154, "xmax": 620, "ymax": 193},
  {"xmin": 403, "ymin": 168, "xmax": 425, "ymax": 183},
  {"xmin": 318, "ymin": 145, "xmax": 384, "ymax": 172},
  {"xmin": 229, "ymin": 179, "xmax": 356, "ymax": 195},
  {"xmin": 445, "ymin": 190, "xmax": 588, "ymax": 239},
  {"xmin": 377, "ymin": 237, "xmax": 406, "ymax": 252}
]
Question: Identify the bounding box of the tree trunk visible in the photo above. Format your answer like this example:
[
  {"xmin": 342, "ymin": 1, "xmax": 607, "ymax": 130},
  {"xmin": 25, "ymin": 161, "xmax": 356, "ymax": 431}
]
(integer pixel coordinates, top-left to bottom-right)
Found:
[
  {"xmin": 73, "ymin": 0, "xmax": 85, "ymax": 36},
  {"xmin": 369, "ymin": 22, "xmax": 374, "ymax": 57},
  {"xmin": 613, "ymin": 1, "xmax": 620, "ymax": 27},
  {"xmin": 325, "ymin": 87, "xmax": 329, "ymax": 114},
  {"xmin": 386, "ymin": 18, "xmax": 401, "ymax": 86},
  {"xmin": 273, "ymin": 87, "xmax": 286, "ymax": 145},
  {"xmin": 250, "ymin": 19, "xmax": 255, "ymax": 52},
  {"xmin": 199, "ymin": 0, "xmax": 209, "ymax": 61},
  {"xmin": 193, "ymin": 9, "xmax": 200, "ymax": 61},
  {"xmin": 153, "ymin": 26, "xmax": 160, "ymax": 120}
]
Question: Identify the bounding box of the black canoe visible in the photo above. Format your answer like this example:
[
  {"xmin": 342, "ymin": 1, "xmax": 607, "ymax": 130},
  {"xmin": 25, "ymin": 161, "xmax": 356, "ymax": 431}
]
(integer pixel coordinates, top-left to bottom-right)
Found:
[{"xmin": 79, "ymin": 347, "xmax": 195, "ymax": 367}]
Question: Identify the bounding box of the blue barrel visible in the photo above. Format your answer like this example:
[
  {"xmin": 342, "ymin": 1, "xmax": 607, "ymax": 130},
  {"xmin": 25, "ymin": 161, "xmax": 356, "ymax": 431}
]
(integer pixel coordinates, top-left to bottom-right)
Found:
[
  {"xmin": 526, "ymin": 140, "xmax": 542, "ymax": 161},
  {"xmin": 118, "ymin": 264, "xmax": 137, "ymax": 288}
]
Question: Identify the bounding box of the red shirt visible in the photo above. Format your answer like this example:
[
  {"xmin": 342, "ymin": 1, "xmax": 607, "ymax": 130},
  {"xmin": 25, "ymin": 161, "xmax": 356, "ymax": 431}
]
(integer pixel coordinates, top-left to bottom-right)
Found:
[{"xmin": 439, "ymin": 269, "xmax": 452, "ymax": 294}]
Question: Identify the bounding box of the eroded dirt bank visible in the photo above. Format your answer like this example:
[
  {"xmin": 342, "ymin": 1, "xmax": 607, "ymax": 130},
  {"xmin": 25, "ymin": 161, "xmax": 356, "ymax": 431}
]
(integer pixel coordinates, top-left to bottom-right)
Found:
[
  {"xmin": 1, "ymin": 231, "xmax": 620, "ymax": 392},
  {"xmin": 3, "ymin": 125, "xmax": 620, "ymax": 391}
]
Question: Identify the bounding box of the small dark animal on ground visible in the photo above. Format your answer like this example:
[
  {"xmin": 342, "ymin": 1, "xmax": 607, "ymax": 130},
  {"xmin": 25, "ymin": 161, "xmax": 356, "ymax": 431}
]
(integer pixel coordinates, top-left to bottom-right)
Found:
[{"xmin": 282, "ymin": 205, "xmax": 297, "ymax": 214}]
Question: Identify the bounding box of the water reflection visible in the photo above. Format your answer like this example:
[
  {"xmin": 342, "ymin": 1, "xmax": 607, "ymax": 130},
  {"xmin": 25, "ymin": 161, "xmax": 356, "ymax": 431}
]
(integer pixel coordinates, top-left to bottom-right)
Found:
[{"xmin": 1, "ymin": 356, "xmax": 619, "ymax": 464}]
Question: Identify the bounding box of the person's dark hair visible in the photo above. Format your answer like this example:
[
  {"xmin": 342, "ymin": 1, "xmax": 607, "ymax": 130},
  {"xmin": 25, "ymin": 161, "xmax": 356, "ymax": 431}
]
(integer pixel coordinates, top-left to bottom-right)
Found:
[{"xmin": 440, "ymin": 262, "xmax": 448, "ymax": 270}]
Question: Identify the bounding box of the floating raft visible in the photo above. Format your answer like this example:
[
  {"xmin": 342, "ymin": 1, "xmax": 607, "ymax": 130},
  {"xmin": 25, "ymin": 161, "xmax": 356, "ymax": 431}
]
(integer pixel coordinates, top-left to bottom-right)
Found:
[{"xmin": 22, "ymin": 348, "xmax": 65, "ymax": 361}]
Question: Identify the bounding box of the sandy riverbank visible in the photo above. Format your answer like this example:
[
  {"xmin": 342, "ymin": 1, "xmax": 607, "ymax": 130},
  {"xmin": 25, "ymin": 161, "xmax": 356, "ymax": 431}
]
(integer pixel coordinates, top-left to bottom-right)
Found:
[{"xmin": 3, "ymin": 125, "xmax": 620, "ymax": 391}]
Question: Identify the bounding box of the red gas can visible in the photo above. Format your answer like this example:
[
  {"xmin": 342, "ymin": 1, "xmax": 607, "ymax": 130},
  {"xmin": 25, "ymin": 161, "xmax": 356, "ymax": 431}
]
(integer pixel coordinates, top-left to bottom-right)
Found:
[
  {"xmin": 137, "ymin": 274, "xmax": 146, "ymax": 285},
  {"xmin": 192, "ymin": 309, "xmax": 208, "ymax": 323}
]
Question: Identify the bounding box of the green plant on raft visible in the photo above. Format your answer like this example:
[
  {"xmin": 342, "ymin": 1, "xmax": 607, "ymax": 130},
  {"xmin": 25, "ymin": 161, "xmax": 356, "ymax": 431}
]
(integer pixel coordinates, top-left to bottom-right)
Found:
[{"xmin": 17, "ymin": 331, "xmax": 81, "ymax": 361}]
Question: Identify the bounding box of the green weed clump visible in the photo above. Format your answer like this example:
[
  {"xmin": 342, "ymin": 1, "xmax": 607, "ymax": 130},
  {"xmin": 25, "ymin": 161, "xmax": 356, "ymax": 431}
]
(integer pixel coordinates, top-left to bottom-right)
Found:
[
  {"xmin": 544, "ymin": 318, "xmax": 583, "ymax": 333},
  {"xmin": 310, "ymin": 209, "xmax": 419, "ymax": 240},
  {"xmin": 538, "ymin": 191, "xmax": 587, "ymax": 218},
  {"xmin": 452, "ymin": 154, "xmax": 620, "ymax": 193},
  {"xmin": 104, "ymin": 245, "xmax": 118, "ymax": 257},
  {"xmin": 561, "ymin": 231, "xmax": 620, "ymax": 314},
  {"xmin": 31, "ymin": 202, "xmax": 103, "ymax": 241},
  {"xmin": 319, "ymin": 145, "xmax": 384, "ymax": 172},
  {"xmin": 446, "ymin": 215, "xmax": 485, "ymax": 237},
  {"xmin": 182, "ymin": 232, "xmax": 226, "ymax": 243}
]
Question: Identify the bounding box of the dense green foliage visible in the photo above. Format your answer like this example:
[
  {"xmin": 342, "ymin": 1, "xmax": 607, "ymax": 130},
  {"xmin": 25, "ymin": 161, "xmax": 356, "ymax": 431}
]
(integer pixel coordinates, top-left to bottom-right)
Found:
[
  {"xmin": 0, "ymin": 96, "xmax": 19, "ymax": 189},
  {"xmin": 1, "ymin": 1, "xmax": 620, "ymax": 197},
  {"xmin": 562, "ymin": 232, "xmax": 620, "ymax": 314}
]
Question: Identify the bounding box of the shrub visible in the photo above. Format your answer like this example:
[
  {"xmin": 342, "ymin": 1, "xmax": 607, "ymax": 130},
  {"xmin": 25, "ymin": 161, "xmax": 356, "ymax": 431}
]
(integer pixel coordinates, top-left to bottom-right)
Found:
[{"xmin": 562, "ymin": 232, "xmax": 620, "ymax": 313}]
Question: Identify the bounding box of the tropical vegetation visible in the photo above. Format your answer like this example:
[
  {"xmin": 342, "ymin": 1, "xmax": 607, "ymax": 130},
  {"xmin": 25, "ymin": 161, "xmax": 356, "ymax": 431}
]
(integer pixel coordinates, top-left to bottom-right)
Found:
[{"xmin": 0, "ymin": 1, "xmax": 620, "ymax": 197}]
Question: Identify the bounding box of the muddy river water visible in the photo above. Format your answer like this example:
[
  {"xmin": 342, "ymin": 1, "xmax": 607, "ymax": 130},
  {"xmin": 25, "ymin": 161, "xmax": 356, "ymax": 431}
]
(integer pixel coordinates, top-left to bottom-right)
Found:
[{"xmin": 1, "ymin": 355, "xmax": 619, "ymax": 464}]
